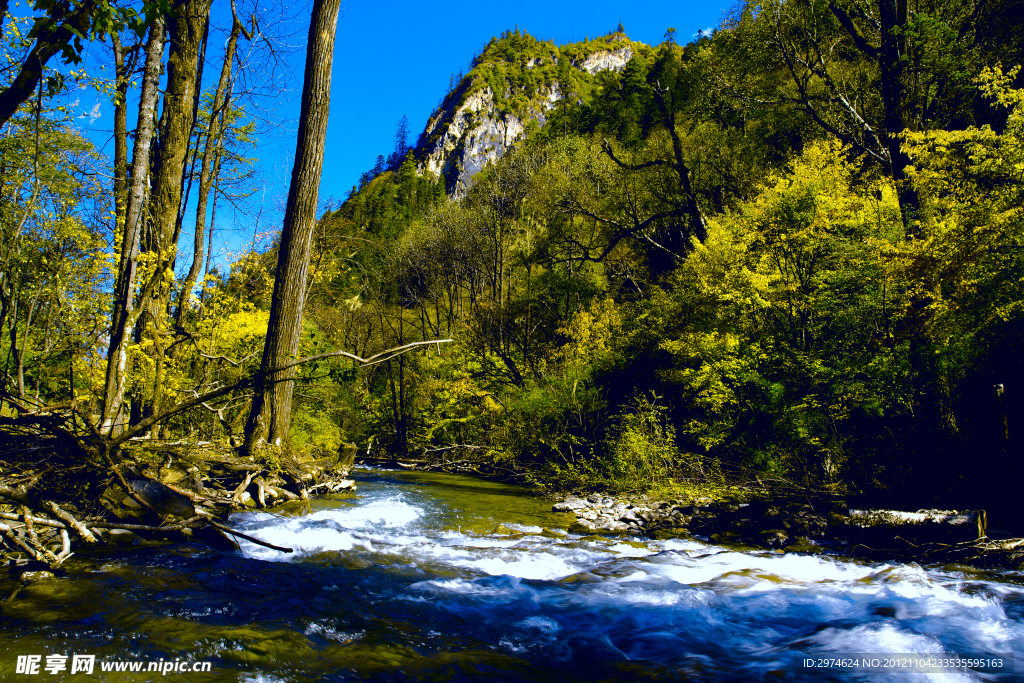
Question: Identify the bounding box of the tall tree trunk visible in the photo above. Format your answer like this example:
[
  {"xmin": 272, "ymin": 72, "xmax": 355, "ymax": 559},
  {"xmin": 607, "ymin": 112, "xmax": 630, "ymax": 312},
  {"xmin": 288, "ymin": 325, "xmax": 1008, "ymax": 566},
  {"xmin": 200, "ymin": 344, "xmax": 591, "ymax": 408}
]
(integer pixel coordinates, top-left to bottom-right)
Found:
[
  {"xmin": 110, "ymin": 34, "xmax": 138, "ymax": 234},
  {"xmin": 133, "ymin": 0, "xmax": 211, "ymax": 428},
  {"xmin": 876, "ymin": 0, "xmax": 919, "ymax": 231},
  {"xmin": 100, "ymin": 17, "xmax": 166, "ymax": 435},
  {"xmin": 830, "ymin": 0, "xmax": 919, "ymax": 230},
  {"xmin": 143, "ymin": 0, "xmax": 212, "ymax": 323},
  {"xmin": 244, "ymin": 0, "xmax": 343, "ymax": 450},
  {"xmin": 174, "ymin": 12, "xmax": 244, "ymax": 327}
]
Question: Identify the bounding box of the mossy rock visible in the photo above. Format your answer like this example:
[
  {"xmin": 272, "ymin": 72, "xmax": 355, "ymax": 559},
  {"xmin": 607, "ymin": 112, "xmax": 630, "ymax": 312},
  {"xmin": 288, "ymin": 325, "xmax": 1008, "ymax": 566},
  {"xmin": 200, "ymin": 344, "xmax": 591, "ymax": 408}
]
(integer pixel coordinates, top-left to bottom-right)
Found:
[
  {"xmin": 539, "ymin": 527, "xmax": 567, "ymax": 539},
  {"xmin": 20, "ymin": 570, "xmax": 56, "ymax": 584},
  {"xmin": 783, "ymin": 543, "xmax": 826, "ymax": 555},
  {"xmin": 651, "ymin": 528, "xmax": 690, "ymax": 540}
]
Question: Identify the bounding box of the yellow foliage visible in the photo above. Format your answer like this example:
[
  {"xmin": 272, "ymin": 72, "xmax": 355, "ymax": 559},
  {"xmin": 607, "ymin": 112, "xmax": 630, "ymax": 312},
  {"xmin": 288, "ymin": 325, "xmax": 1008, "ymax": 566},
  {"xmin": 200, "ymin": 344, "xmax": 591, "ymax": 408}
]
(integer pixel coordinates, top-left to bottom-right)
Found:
[{"xmin": 557, "ymin": 297, "xmax": 621, "ymax": 367}]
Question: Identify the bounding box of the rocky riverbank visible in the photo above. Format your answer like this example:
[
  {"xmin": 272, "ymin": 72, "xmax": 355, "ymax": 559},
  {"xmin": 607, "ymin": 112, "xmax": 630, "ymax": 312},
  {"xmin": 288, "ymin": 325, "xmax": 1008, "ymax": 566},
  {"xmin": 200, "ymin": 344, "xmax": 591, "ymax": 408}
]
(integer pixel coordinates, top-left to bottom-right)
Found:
[
  {"xmin": 552, "ymin": 493, "xmax": 1024, "ymax": 569},
  {"xmin": 0, "ymin": 438, "xmax": 360, "ymax": 573}
]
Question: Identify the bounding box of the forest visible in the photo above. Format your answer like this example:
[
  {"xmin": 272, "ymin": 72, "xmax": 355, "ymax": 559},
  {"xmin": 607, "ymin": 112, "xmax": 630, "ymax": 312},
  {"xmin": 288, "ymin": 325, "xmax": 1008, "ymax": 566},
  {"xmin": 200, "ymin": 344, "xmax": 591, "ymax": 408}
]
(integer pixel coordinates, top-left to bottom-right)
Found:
[{"xmin": 1, "ymin": 0, "xmax": 1023, "ymax": 569}]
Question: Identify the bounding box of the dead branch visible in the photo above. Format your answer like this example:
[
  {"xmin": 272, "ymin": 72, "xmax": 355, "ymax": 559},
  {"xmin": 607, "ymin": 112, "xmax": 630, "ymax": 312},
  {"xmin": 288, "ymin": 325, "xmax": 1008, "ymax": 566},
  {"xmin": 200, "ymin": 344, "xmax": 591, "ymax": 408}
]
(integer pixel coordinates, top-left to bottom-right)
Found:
[
  {"xmin": 87, "ymin": 515, "xmax": 205, "ymax": 531},
  {"xmin": 41, "ymin": 501, "xmax": 97, "ymax": 542},
  {"xmin": 0, "ymin": 521, "xmax": 38, "ymax": 557},
  {"xmin": 208, "ymin": 519, "xmax": 293, "ymax": 552},
  {"xmin": 0, "ymin": 511, "xmax": 66, "ymax": 528},
  {"xmin": 231, "ymin": 470, "xmax": 255, "ymax": 505},
  {"xmin": 108, "ymin": 339, "xmax": 453, "ymax": 450}
]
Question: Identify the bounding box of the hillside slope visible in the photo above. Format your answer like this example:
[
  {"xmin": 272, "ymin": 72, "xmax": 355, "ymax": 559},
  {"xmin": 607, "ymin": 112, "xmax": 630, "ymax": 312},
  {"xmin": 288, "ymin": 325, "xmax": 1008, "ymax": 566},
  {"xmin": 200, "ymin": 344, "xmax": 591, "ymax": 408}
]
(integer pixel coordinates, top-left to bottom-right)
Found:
[{"xmin": 415, "ymin": 28, "xmax": 640, "ymax": 195}]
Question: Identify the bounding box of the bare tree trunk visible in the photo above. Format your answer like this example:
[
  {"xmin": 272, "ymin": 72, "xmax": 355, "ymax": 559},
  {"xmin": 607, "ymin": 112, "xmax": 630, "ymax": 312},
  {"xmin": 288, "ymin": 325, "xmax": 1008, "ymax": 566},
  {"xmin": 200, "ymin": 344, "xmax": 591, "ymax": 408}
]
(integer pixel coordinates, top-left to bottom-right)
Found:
[
  {"xmin": 244, "ymin": 0, "xmax": 343, "ymax": 450},
  {"xmin": 100, "ymin": 17, "xmax": 166, "ymax": 435},
  {"xmin": 110, "ymin": 34, "xmax": 138, "ymax": 234},
  {"xmin": 175, "ymin": 10, "xmax": 244, "ymax": 327},
  {"xmin": 129, "ymin": 0, "xmax": 211, "ymax": 430},
  {"xmin": 198, "ymin": 165, "xmax": 222, "ymax": 310}
]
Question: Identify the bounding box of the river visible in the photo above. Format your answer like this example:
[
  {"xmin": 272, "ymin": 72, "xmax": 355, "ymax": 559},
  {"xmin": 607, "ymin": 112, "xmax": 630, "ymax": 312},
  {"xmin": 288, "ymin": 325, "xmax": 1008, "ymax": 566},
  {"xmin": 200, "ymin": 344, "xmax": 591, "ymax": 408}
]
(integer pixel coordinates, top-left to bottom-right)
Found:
[{"xmin": 1, "ymin": 466, "xmax": 1022, "ymax": 681}]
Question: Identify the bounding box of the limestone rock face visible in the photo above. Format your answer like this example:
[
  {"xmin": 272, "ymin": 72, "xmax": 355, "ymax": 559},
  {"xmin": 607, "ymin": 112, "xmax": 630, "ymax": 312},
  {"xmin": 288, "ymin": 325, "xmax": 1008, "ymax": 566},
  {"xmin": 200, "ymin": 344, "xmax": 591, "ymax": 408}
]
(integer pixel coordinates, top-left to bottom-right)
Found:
[
  {"xmin": 418, "ymin": 47, "xmax": 633, "ymax": 197},
  {"xmin": 579, "ymin": 47, "xmax": 634, "ymax": 74}
]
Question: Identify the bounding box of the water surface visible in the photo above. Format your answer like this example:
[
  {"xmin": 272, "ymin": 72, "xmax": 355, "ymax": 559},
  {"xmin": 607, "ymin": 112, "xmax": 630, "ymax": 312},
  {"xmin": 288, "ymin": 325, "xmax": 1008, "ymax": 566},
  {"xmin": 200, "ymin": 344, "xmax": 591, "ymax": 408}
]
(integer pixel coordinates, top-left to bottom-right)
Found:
[{"xmin": 1, "ymin": 466, "xmax": 1021, "ymax": 681}]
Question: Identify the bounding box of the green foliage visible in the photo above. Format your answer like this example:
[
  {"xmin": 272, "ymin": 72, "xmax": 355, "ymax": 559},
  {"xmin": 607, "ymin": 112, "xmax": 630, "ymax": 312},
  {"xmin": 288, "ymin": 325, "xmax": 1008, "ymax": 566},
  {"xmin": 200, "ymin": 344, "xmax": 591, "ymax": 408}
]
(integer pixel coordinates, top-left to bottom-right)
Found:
[
  {"xmin": 7, "ymin": 2, "xmax": 1018, "ymax": 512},
  {"xmin": 0, "ymin": 89, "xmax": 110, "ymax": 408}
]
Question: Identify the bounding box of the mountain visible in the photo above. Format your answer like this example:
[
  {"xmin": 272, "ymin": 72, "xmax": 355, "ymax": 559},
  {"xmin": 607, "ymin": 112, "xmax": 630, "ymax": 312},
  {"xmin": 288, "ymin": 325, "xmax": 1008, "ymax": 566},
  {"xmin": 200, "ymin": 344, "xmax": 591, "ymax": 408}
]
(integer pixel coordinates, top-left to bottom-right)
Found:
[{"xmin": 414, "ymin": 28, "xmax": 641, "ymax": 196}]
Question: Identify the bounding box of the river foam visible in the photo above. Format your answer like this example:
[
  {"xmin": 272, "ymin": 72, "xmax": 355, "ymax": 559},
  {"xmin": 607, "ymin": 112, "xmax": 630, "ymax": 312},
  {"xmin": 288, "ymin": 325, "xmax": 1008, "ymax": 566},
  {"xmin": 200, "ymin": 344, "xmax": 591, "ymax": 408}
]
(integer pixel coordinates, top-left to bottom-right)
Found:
[{"xmin": 222, "ymin": 467, "xmax": 1024, "ymax": 680}]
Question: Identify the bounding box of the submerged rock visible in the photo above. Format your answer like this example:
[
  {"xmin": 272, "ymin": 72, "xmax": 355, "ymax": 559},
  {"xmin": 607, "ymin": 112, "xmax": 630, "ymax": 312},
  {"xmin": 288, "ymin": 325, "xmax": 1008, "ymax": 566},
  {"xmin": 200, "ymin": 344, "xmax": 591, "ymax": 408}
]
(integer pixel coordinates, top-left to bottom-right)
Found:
[
  {"xmin": 105, "ymin": 529, "xmax": 141, "ymax": 546},
  {"xmin": 20, "ymin": 570, "xmax": 56, "ymax": 584}
]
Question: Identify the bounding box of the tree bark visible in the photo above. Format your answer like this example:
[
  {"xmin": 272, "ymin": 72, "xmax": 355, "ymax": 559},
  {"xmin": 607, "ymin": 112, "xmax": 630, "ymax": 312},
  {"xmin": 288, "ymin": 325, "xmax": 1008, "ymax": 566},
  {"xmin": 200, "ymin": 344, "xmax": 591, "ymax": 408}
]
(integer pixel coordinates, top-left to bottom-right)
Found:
[
  {"xmin": 144, "ymin": 0, "xmax": 213, "ymax": 317},
  {"xmin": 829, "ymin": 0, "xmax": 919, "ymax": 229},
  {"xmin": 129, "ymin": 0, "xmax": 211, "ymax": 426},
  {"xmin": 100, "ymin": 17, "xmax": 166, "ymax": 435},
  {"xmin": 244, "ymin": 0, "xmax": 343, "ymax": 450},
  {"xmin": 174, "ymin": 12, "xmax": 244, "ymax": 327},
  {"xmin": 110, "ymin": 34, "xmax": 138, "ymax": 235}
]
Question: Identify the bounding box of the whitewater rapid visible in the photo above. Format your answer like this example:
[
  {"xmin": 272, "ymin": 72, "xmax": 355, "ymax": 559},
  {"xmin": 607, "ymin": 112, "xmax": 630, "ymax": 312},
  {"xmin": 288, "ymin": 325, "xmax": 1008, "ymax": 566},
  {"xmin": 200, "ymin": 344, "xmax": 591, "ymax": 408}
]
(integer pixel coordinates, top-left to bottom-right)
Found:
[{"xmin": 227, "ymin": 467, "xmax": 1024, "ymax": 681}]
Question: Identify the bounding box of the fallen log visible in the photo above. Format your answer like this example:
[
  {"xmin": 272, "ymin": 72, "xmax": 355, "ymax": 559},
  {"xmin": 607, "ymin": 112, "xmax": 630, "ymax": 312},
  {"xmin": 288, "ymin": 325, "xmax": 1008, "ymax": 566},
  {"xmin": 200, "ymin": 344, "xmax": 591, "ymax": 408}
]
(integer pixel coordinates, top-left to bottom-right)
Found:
[
  {"xmin": 845, "ymin": 508, "xmax": 987, "ymax": 546},
  {"xmin": 87, "ymin": 515, "xmax": 205, "ymax": 532}
]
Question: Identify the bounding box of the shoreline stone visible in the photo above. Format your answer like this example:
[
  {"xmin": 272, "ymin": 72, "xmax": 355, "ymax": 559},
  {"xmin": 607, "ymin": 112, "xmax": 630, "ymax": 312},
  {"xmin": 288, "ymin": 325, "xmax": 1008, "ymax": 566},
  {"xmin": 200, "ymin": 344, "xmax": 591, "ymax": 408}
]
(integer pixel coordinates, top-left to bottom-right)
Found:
[{"xmin": 550, "ymin": 493, "xmax": 1020, "ymax": 568}]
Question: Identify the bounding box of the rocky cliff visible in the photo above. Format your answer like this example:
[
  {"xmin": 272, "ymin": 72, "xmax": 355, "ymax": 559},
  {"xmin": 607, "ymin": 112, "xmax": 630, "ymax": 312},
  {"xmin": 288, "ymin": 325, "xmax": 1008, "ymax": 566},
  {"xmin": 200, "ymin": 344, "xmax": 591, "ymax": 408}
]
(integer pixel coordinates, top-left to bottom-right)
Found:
[{"xmin": 417, "ymin": 44, "xmax": 635, "ymax": 197}]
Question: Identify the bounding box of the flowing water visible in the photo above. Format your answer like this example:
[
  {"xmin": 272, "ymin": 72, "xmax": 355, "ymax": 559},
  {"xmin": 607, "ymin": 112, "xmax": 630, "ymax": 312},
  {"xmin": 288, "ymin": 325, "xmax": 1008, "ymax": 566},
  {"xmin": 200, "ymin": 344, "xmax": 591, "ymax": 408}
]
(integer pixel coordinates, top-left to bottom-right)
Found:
[{"xmin": 1, "ymin": 466, "xmax": 1022, "ymax": 681}]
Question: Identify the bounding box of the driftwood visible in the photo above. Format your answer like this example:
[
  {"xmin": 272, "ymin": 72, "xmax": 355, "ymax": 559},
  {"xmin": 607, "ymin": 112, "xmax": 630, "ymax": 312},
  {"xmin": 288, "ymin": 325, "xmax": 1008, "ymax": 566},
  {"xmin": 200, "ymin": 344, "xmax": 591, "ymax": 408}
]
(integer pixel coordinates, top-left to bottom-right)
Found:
[
  {"xmin": 0, "ymin": 507, "xmax": 293, "ymax": 557},
  {"xmin": 208, "ymin": 520, "xmax": 293, "ymax": 553},
  {"xmin": 849, "ymin": 535, "xmax": 1024, "ymax": 568},
  {"xmin": 845, "ymin": 508, "xmax": 987, "ymax": 545}
]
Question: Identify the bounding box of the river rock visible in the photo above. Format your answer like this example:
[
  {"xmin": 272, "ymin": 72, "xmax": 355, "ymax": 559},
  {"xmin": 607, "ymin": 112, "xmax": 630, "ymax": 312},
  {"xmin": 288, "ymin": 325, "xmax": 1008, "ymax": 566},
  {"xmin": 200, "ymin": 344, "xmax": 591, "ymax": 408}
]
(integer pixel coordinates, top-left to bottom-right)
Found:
[
  {"xmin": 105, "ymin": 529, "xmax": 142, "ymax": 546},
  {"xmin": 20, "ymin": 570, "xmax": 56, "ymax": 584},
  {"xmin": 101, "ymin": 476, "xmax": 197, "ymax": 524},
  {"xmin": 757, "ymin": 529, "xmax": 789, "ymax": 549},
  {"xmin": 709, "ymin": 531, "xmax": 741, "ymax": 544},
  {"xmin": 651, "ymin": 528, "xmax": 690, "ymax": 540}
]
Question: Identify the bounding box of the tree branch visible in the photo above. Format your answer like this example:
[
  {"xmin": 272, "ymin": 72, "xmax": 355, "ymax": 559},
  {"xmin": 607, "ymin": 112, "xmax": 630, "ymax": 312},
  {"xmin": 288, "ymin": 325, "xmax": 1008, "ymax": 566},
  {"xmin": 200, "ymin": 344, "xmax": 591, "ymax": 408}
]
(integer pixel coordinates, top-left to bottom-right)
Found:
[
  {"xmin": 0, "ymin": 0, "xmax": 98, "ymax": 129},
  {"xmin": 829, "ymin": 2, "xmax": 879, "ymax": 58},
  {"xmin": 108, "ymin": 339, "xmax": 453, "ymax": 449}
]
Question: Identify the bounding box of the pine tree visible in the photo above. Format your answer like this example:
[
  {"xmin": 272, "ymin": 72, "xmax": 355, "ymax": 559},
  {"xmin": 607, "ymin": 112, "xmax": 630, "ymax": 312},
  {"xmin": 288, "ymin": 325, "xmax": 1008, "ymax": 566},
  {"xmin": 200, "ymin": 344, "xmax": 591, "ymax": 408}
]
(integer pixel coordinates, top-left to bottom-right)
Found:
[{"xmin": 394, "ymin": 114, "xmax": 409, "ymax": 158}]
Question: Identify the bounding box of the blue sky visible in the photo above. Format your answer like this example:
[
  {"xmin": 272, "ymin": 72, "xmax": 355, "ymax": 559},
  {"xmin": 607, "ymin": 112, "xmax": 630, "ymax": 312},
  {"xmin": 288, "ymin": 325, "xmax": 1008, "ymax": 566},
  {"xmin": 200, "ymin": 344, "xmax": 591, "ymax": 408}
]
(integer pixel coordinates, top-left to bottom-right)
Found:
[
  {"xmin": 64, "ymin": 0, "xmax": 733, "ymax": 266},
  {"xmin": 322, "ymin": 0, "xmax": 734, "ymax": 200}
]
